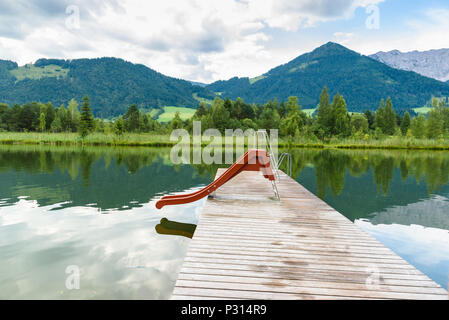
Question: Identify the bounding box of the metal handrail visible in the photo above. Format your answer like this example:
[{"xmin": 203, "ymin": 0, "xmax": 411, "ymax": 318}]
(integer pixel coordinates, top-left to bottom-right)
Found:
[
  {"xmin": 255, "ymin": 130, "xmax": 293, "ymax": 179},
  {"xmin": 278, "ymin": 152, "xmax": 292, "ymax": 177},
  {"xmin": 256, "ymin": 130, "xmax": 280, "ymax": 180}
]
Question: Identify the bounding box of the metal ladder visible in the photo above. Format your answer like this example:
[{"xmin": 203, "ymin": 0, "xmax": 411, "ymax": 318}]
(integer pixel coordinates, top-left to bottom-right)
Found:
[
  {"xmin": 256, "ymin": 130, "xmax": 279, "ymax": 178},
  {"xmin": 278, "ymin": 152, "xmax": 292, "ymax": 178},
  {"xmin": 255, "ymin": 130, "xmax": 292, "ymax": 200}
]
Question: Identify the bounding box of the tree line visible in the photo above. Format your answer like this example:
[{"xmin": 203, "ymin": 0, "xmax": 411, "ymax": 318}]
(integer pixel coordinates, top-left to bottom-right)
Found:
[
  {"xmin": 186, "ymin": 86, "xmax": 449, "ymax": 140},
  {"xmin": 1, "ymin": 87, "xmax": 448, "ymax": 140}
]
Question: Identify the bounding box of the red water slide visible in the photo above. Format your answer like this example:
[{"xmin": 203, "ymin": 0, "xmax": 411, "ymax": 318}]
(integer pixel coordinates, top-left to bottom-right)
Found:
[{"xmin": 155, "ymin": 149, "xmax": 275, "ymax": 209}]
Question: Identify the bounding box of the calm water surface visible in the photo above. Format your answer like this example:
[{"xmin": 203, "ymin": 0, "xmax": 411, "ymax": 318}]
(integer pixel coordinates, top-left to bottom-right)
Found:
[
  {"xmin": 0, "ymin": 145, "xmax": 448, "ymax": 299},
  {"xmin": 288, "ymin": 148, "xmax": 449, "ymax": 290}
]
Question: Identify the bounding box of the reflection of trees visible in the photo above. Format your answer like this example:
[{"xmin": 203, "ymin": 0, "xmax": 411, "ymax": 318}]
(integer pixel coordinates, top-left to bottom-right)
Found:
[
  {"xmin": 80, "ymin": 150, "xmax": 95, "ymax": 187},
  {"xmin": 348, "ymin": 155, "xmax": 370, "ymax": 178},
  {"xmin": 279, "ymin": 148, "xmax": 309, "ymax": 179},
  {"xmin": 0, "ymin": 145, "xmax": 213, "ymax": 210},
  {"xmin": 400, "ymin": 160, "xmax": 408, "ymax": 181},
  {"xmin": 192, "ymin": 162, "xmax": 223, "ymax": 179},
  {"xmin": 372, "ymin": 156, "xmax": 394, "ymax": 194},
  {"xmin": 2, "ymin": 145, "xmax": 449, "ymax": 200},
  {"xmin": 280, "ymin": 148, "xmax": 449, "ymax": 199},
  {"xmin": 313, "ymin": 150, "xmax": 348, "ymax": 199},
  {"xmin": 0, "ymin": 145, "xmax": 171, "ymax": 185},
  {"xmin": 422, "ymin": 156, "xmax": 449, "ymax": 194}
]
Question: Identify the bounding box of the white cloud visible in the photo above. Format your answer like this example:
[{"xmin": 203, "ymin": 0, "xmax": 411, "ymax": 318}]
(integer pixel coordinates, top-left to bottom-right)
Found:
[
  {"xmin": 333, "ymin": 32, "xmax": 356, "ymax": 45},
  {"xmin": 0, "ymin": 0, "xmax": 389, "ymax": 82},
  {"xmin": 356, "ymin": 219, "xmax": 449, "ymax": 267},
  {"xmin": 0, "ymin": 194, "xmax": 205, "ymax": 299}
]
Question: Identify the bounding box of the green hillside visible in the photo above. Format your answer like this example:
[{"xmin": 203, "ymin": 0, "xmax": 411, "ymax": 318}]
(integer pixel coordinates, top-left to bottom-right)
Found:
[
  {"xmin": 10, "ymin": 64, "xmax": 69, "ymax": 81},
  {"xmin": 413, "ymin": 106, "xmax": 432, "ymax": 114},
  {"xmin": 0, "ymin": 58, "xmax": 214, "ymax": 117},
  {"xmin": 156, "ymin": 106, "xmax": 196, "ymax": 122},
  {"xmin": 2, "ymin": 43, "xmax": 449, "ymax": 117},
  {"xmin": 206, "ymin": 42, "xmax": 449, "ymax": 112}
]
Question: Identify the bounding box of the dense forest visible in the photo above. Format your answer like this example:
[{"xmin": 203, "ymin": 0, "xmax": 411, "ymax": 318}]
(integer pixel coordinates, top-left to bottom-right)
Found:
[
  {"xmin": 206, "ymin": 42, "xmax": 449, "ymax": 113},
  {"xmin": 0, "ymin": 57, "xmax": 213, "ymax": 117},
  {"xmin": 1, "ymin": 87, "xmax": 449, "ymax": 142}
]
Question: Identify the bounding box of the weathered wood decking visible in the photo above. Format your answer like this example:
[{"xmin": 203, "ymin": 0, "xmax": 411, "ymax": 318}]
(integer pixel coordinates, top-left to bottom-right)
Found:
[{"xmin": 172, "ymin": 169, "xmax": 448, "ymax": 300}]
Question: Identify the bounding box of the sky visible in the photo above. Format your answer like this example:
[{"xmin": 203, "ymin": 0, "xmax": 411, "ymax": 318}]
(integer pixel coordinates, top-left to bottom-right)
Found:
[{"xmin": 1, "ymin": 0, "xmax": 449, "ymax": 83}]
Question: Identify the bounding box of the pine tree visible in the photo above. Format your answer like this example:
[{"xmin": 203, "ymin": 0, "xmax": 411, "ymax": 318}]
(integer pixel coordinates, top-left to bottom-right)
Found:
[
  {"xmin": 426, "ymin": 105, "xmax": 443, "ymax": 139},
  {"xmin": 210, "ymin": 97, "xmax": 230, "ymax": 133},
  {"xmin": 194, "ymin": 102, "xmax": 208, "ymax": 118},
  {"xmin": 239, "ymin": 100, "xmax": 255, "ymax": 120},
  {"xmin": 79, "ymin": 96, "xmax": 94, "ymax": 138},
  {"xmin": 67, "ymin": 99, "xmax": 80, "ymax": 132},
  {"xmin": 258, "ymin": 103, "xmax": 280, "ymax": 131},
  {"xmin": 411, "ymin": 114, "xmax": 426, "ymax": 138},
  {"xmin": 364, "ymin": 110, "xmax": 374, "ymax": 130},
  {"xmin": 224, "ymin": 98, "xmax": 238, "ymax": 118},
  {"xmin": 39, "ymin": 112, "xmax": 46, "ymax": 132},
  {"xmin": 400, "ymin": 111, "xmax": 411, "ymax": 136},
  {"xmin": 286, "ymin": 96, "xmax": 300, "ymax": 115},
  {"xmin": 383, "ymin": 97, "xmax": 397, "ymax": 135},
  {"xmin": 114, "ymin": 116, "xmax": 125, "ymax": 136},
  {"xmin": 374, "ymin": 99, "xmax": 385, "ymax": 132},
  {"xmin": 42, "ymin": 102, "xmax": 55, "ymax": 131},
  {"xmin": 171, "ymin": 111, "xmax": 183, "ymax": 130},
  {"xmin": 124, "ymin": 104, "xmax": 141, "ymax": 132},
  {"xmin": 331, "ymin": 94, "xmax": 350, "ymax": 137},
  {"xmin": 317, "ymin": 86, "xmax": 331, "ymax": 135}
]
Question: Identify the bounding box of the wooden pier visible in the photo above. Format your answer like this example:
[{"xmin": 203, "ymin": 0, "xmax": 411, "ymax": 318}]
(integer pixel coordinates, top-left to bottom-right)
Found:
[{"xmin": 172, "ymin": 169, "xmax": 448, "ymax": 300}]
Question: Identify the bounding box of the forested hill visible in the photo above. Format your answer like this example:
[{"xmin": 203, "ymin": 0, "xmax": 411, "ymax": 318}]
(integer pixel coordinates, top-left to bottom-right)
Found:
[
  {"xmin": 206, "ymin": 42, "xmax": 449, "ymax": 112},
  {"xmin": 0, "ymin": 57, "xmax": 214, "ymax": 117},
  {"xmin": 2, "ymin": 43, "xmax": 449, "ymax": 117}
]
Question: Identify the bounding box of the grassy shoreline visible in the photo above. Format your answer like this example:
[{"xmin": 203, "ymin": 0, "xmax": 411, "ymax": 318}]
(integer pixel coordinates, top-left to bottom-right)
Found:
[{"xmin": 1, "ymin": 132, "xmax": 449, "ymax": 150}]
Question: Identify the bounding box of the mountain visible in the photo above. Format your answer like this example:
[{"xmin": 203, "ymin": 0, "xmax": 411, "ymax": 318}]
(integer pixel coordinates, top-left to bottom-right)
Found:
[
  {"xmin": 2, "ymin": 43, "xmax": 449, "ymax": 117},
  {"xmin": 206, "ymin": 42, "xmax": 449, "ymax": 112},
  {"xmin": 0, "ymin": 57, "xmax": 214, "ymax": 117},
  {"xmin": 370, "ymin": 49, "xmax": 449, "ymax": 82}
]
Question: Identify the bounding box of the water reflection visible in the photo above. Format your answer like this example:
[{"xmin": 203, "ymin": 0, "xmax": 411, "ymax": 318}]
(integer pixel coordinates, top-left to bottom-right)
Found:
[
  {"xmin": 3, "ymin": 146, "xmax": 449, "ymax": 210},
  {"xmin": 0, "ymin": 145, "xmax": 209, "ymax": 299},
  {"xmin": 0, "ymin": 145, "xmax": 214, "ymax": 210},
  {"xmin": 370, "ymin": 195, "xmax": 449, "ymax": 229},
  {"xmin": 287, "ymin": 148, "xmax": 449, "ymax": 289},
  {"xmin": 281, "ymin": 148, "xmax": 449, "ymax": 200},
  {"xmin": 0, "ymin": 197, "xmax": 200, "ymax": 299},
  {"xmin": 356, "ymin": 219, "xmax": 449, "ymax": 290},
  {"xmin": 1, "ymin": 145, "xmax": 449, "ymax": 294}
]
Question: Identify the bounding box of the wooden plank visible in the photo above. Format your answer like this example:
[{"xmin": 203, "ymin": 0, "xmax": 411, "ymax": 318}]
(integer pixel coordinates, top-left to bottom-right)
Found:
[
  {"xmin": 187, "ymin": 243, "xmax": 406, "ymax": 261},
  {"xmin": 175, "ymin": 279, "xmax": 448, "ymax": 300},
  {"xmin": 192, "ymin": 230, "xmax": 385, "ymax": 245},
  {"xmin": 185, "ymin": 237, "xmax": 401, "ymax": 253},
  {"xmin": 177, "ymin": 274, "xmax": 447, "ymax": 295},
  {"xmin": 181, "ymin": 261, "xmax": 434, "ymax": 282},
  {"xmin": 172, "ymin": 169, "xmax": 448, "ymax": 300},
  {"xmin": 172, "ymin": 287, "xmax": 375, "ymax": 300},
  {"xmin": 178, "ymin": 267, "xmax": 440, "ymax": 287},
  {"xmin": 194, "ymin": 224, "xmax": 382, "ymax": 240},
  {"xmin": 185, "ymin": 250, "xmax": 417, "ymax": 268},
  {"xmin": 182, "ymin": 257, "xmax": 424, "ymax": 276}
]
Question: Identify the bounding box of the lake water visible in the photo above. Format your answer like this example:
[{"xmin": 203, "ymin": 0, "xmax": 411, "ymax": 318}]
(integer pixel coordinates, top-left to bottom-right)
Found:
[{"xmin": 0, "ymin": 145, "xmax": 448, "ymax": 299}]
